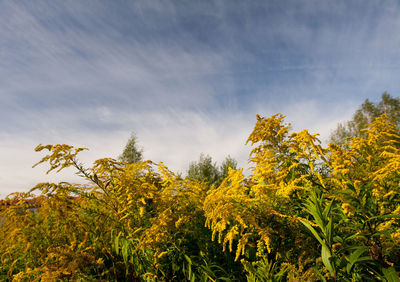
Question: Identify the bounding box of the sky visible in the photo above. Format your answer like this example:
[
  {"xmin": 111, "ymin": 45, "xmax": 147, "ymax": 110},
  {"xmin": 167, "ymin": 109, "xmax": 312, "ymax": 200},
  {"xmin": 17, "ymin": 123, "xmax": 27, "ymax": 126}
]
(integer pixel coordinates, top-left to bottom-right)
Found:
[{"xmin": 1, "ymin": 0, "xmax": 400, "ymax": 197}]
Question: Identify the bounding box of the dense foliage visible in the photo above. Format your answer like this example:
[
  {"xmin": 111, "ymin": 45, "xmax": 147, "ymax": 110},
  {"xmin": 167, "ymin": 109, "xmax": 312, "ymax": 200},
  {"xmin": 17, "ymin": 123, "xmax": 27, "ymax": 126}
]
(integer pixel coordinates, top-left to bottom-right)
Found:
[{"xmin": 1, "ymin": 113, "xmax": 399, "ymax": 281}]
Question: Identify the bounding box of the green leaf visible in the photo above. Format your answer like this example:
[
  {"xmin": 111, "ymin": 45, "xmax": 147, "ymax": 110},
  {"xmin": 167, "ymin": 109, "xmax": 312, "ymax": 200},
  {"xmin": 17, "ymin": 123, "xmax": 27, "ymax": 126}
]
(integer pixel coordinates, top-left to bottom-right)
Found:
[
  {"xmin": 321, "ymin": 245, "xmax": 334, "ymax": 276},
  {"xmin": 299, "ymin": 219, "xmax": 325, "ymax": 247},
  {"xmin": 324, "ymin": 220, "xmax": 333, "ymax": 246},
  {"xmin": 122, "ymin": 240, "xmax": 128, "ymax": 264},
  {"xmin": 305, "ymin": 201, "xmax": 325, "ymax": 229},
  {"xmin": 184, "ymin": 254, "xmax": 192, "ymax": 265},
  {"xmin": 382, "ymin": 267, "xmax": 399, "ymax": 282},
  {"xmin": 184, "ymin": 255, "xmax": 194, "ymax": 281},
  {"xmin": 322, "ymin": 200, "xmax": 333, "ymax": 218},
  {"xmin": 333, "ymin": 235, "xmax": 343, "ymax": 243},
  {"xmin": 346, "ymin": 246, "xmax": 368, "ymax": 273},
  {"xmin": 114, "ymin": 234, "xmax": 120, "ymax": 255}
]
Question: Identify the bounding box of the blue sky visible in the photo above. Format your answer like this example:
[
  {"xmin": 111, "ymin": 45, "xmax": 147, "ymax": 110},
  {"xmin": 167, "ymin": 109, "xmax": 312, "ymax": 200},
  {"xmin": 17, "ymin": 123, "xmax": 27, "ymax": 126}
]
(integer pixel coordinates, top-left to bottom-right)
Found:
[{"xmin": 1, "ymin": 0, "xmax": 400, "ymax": 197}]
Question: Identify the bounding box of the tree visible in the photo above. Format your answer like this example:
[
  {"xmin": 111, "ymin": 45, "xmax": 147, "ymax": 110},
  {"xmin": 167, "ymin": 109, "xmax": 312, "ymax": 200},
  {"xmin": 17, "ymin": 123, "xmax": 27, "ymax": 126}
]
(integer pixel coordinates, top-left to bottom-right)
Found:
[
  {"xmin": 219, "ymin": 155, "xmax": 238, "ymax": 181},
  {"xmin": 187, "ymin": 154, "xmax": 220, "ymax": 186},
  {"xmin": 187, "ymin": 154, "xmax": 237, "ymax": 187},
  {"xmin": 119, "ymin": 133, "xmax": 143, "ymax": 164},
  {"xmin": 330, "ymin": 92, "xmax": 400, "ymax": 144}
]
